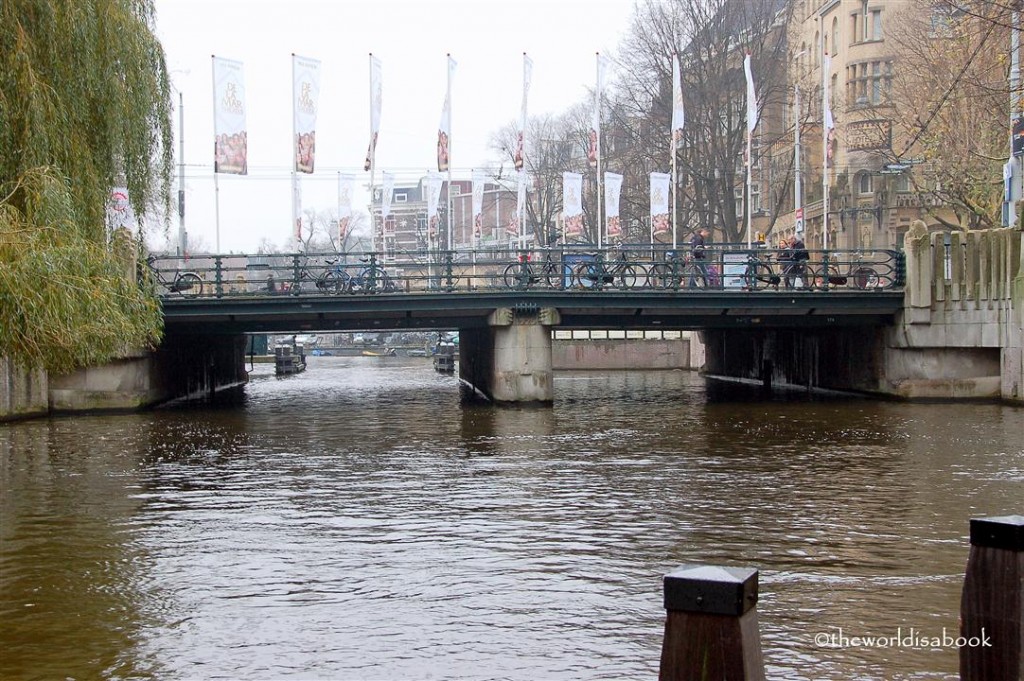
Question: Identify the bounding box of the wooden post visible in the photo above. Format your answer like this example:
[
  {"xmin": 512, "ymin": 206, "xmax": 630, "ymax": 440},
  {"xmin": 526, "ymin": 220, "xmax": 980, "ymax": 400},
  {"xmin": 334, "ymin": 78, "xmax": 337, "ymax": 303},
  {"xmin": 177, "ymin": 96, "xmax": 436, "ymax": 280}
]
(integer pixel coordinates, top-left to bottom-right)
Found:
[
  {"xmin": 960, "ymin": 515, "xmax": 1024, "ymax": 681},
  {"xmin": 659, "ymin": 565, "xmax": 765, "ymax": 681}
]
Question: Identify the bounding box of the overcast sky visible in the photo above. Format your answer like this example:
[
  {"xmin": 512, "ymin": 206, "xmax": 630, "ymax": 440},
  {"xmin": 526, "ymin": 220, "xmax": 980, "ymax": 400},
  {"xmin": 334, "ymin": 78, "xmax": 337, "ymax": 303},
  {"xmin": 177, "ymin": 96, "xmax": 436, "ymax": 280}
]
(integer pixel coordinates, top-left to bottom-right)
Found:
[{"xmin": 153, "ymin": 0, "xmax": 637, "ymax": 253}]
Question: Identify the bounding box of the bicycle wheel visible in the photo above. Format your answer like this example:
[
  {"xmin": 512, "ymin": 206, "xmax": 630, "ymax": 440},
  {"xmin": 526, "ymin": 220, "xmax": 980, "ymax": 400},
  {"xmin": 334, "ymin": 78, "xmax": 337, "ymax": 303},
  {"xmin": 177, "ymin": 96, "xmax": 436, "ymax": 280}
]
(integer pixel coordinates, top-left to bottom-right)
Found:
[
  {"xmin": 502, "ymin": 262, "xmax": 530, "ymax": 290},
  {"xmin": 615, "ymin": 264, "xmax": 643, "ymax": 289},
  {"xmin": 320, "ymin": 270, "xmax": 347, "ymax": 293},
  {"xmin": 851, "ymin": 266, "xmax": 879, "ymax": 290},
  {"xmin": 648, "ymin": 263, "xmax": 677, "ymax": 290},
  {"xmin": 543, "ymin": 262, "xmax": 565, "ymax": 289},
  {"xmin": 683, "ymin": 263, "xmax": 707, "ymax": 289},
  {"xmin": 572, "ymin": 263, "xmax": 596, "ymax": 289},
  {"xmin": 176, "ymin": 272, "xmax": 203, "ymax": 297},
  {"xmin": 361, "ymin": 266, "xmax": 392, "ymax": 293},
  {"xmin": 743, "ymin": 262, "xmax": 774, "ymax": 290}
]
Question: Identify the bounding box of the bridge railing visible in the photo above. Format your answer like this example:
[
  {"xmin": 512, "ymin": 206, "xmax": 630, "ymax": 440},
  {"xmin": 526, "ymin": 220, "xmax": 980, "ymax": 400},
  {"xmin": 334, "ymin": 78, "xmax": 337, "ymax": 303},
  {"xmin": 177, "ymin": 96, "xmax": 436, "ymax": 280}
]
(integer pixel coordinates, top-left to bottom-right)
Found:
[{"xmin": 145, "ymin": 245, "xmax": 904, "ymax": 298}]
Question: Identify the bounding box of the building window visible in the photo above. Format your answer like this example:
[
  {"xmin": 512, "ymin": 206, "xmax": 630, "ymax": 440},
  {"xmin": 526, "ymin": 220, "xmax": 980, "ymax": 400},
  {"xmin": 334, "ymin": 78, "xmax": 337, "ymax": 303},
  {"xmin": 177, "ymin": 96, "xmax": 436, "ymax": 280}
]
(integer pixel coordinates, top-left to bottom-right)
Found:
[
  {"xmin": 894, "ymin": 174, "xmax": 910, "ymax": 192},
  {"xmin": 847, "ymin": 60, "xmax": 892, "ymax": 107},
  {"xmin": 858, "ymin": 171, "xmax": 873, "ymax": 195},
  {"xmin": 395, "ymin": 192, "xmax": 408, "ymax": 203},
  {"xmin": 831, "ymin": 18, "xmax": 839, "ymax": 55},
  {"xmin": 450, "ymin": 186, "xmax": 461, "ymax": 196}
]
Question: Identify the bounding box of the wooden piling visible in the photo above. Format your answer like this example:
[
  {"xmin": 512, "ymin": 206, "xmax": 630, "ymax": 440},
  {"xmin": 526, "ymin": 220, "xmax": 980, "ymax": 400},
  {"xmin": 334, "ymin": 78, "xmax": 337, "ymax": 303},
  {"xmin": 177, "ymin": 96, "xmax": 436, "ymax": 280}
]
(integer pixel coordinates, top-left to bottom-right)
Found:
[
  {"xmin": 659, "ymin": 564, "xmax": 765, "ymax": 681},
  {"xmin": 960, "ymin": 515, "xmax": 1024, "ymax": 681}
]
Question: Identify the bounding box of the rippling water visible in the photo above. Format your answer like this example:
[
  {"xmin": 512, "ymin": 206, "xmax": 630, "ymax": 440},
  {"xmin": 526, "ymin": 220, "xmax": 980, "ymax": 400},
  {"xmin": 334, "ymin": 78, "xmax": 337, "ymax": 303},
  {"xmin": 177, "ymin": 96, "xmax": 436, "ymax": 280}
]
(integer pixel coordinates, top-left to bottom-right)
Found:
[{"xmin": 1, "ymin": 357, "xmax": 1022, "ymax": 680}]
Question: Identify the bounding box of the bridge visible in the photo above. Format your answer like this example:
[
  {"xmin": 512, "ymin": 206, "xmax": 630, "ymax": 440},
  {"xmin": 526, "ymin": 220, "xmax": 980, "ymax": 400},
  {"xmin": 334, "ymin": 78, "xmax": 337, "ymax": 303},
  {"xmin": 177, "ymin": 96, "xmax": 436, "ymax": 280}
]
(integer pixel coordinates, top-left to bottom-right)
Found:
[{"xmin": 12, "ymin": 226, "xmax": 1017, "ymax": 415}]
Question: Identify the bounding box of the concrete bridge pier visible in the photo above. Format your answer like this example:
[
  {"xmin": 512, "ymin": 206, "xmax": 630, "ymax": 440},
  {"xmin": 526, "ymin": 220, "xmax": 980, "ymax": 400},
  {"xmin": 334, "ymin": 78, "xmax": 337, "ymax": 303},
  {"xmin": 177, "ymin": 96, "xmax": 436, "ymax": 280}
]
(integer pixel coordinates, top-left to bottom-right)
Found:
[{"xmin": 459, "ymin": 307, "xmax": 559, "ymax": 404}]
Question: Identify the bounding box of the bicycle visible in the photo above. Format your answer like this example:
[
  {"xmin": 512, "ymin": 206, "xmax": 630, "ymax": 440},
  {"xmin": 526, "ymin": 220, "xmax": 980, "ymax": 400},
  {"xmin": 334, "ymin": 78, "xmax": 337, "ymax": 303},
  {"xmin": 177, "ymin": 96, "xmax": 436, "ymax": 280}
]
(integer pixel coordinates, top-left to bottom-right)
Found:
[
  {"xmin": 569, "ymin": 250, "xmax": 646, "ymax": 290},
  {"xmin": 147, "ymin": 255, "xmax": 203, "ymax": 297},
  {"xmin": 648, "ymin": 252, "xmax": 710, "ymax": 289},
  {"xmin": 347, "ymin": 257, "xmax": 395, "ymax": 294},
  {"xmin": 812, "ymin": 253, "xmax": 888, "ymax": 290},
  {"xmin": 742, "ymin": 252, "xmax": 783, "ymax": 291},
  {"xmin": 502, "ymin": 251, "xmax": 563, "ymax": 290}
]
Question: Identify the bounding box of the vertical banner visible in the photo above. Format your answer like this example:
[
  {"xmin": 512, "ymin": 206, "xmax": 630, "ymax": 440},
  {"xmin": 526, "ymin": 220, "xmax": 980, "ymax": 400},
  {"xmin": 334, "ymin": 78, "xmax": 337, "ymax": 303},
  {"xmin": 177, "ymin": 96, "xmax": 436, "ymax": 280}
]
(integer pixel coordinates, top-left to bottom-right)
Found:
[
  {"xmin": 381, "ymin": 171, "xmax": 395, "ymax": 236},
  {"xmin": 293, "ymin": 55, "xmax": 321, "ymax": 174},
  {"xmin": 671, "ymin": 54, "xmax": 685, "ymax": 152},
  {"xmin": 514, "ymin": 54, "xmax": 533, "ymax": 171},
  {"xmin": 587, "ymin": 54, "xmax": 609, "ymax": 169},
  {"xmin": 293, "ymin": 180, "xmax": 303, "ymax": 242},
  {"xmin": 106, "ymin": 187, "xmax": 135, "ymax": 233},
  {"xmin": 562, "ymin": 171, "xmax": 584, "ymax": 238},
  {"xmin": 650, "ymin": 172, "xmax": 671, "ymax": 236},
  {"xmin": 605, "ymin": 172, "xmax": 623, "ymax": 240},
  {"xmin": 823, "ymin": 52, "xmax": 835, "ymax": 167},
  {"xmin": 744, "ymin": 53, "xmax": 758, "ymax": 133},
  {"xmin": 426, "ymin": 171, "xmax": 444, "ymax": 239},
  {"xmin": 437, "ymin": 56, "xmax": 456, "ymax": 173},
  {"xmin": 507, "ymin": 170, "xmax": 525, "ymax": 237},
  {"xmin": 212, "ymin": 56, "xmax": 247, "ymax": 175},
  {"xmin": 364, "ymin": 55, "xmax": 382, "ymax": 172},
  {"xmin": 337, "ymin": 173, "xmax": 355, "ymax": 241},
  {"xmin": 471, "ymin": 169, "xmax": 486, "ymax": 238}
]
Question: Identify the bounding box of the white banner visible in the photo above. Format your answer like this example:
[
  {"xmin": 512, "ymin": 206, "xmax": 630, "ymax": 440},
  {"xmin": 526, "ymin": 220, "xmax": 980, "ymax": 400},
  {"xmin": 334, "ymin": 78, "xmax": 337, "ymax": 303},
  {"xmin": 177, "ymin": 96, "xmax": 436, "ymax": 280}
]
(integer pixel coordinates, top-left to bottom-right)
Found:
[
  {"xmin": 337, "ymin": 173, "xmax": 355, "ymax": 241},
  {"xmin": 587, "ymin": 54, "xmax": 610, "ymax": 169},
  {"xmin": 212, "ymin": 56, "xmax": 247, "ymax": 175},
  {"xmin": 563, "ymin": 171, "xmax": 584, "ymax": 238},
  {"xmin": 293, "ymin": 55, "xmax": 321, "ymax": 174},
  {"xmin": 364, "ymin": 55, "xmax": 382, "ymax": 172},
  {"xmin": 472, "ymin": 169, "xmax": 486, "ymax": 238},
  {"xmin": 293, "ymin": 179, "xmax": 302, "ymax": 242},
  {"xmin": 514, "ymin": 54, "xmax": 533, "ymax": 171},
  {"xmin": 508, "ymin": 169, "xmax": 526, "ymax": 237},
  {"xmin": 426, "ymin": 171, "xmax": 444, "ymax": 238},
  {"xmin": 744, "ymin": 53, "xmax": 758, "ymax": 133},
  {"xmin": 671, "ymin": 54, "xmax": 685, "ymax": 151},
  {"xmin": 605, "ymin": 172, "xmax": 623, "ymax": 239},
  {"xmin": 437, "ymin": 56, "xmax": 456, "ymax": 172},
  {"xmin": 650, "ymin": 172, "xmax": 671, "ymax": 236}
]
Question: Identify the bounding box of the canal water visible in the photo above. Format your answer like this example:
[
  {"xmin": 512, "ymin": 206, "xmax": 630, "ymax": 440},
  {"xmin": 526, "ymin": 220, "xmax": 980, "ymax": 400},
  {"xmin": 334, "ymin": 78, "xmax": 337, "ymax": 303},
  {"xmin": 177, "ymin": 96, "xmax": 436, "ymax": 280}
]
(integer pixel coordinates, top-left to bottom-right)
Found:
[{"xmin": 1, "ymin": 357, "xmax": 1022, "ymax": 680}]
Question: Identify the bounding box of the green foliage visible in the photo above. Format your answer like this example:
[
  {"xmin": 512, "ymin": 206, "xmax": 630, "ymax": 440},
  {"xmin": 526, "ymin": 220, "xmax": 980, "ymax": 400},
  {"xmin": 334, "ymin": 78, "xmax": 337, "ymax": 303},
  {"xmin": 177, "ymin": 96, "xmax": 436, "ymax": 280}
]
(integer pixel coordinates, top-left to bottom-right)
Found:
[{"xmin": 0, "ymin": 0, "xmax": 173, "ymax": 372}]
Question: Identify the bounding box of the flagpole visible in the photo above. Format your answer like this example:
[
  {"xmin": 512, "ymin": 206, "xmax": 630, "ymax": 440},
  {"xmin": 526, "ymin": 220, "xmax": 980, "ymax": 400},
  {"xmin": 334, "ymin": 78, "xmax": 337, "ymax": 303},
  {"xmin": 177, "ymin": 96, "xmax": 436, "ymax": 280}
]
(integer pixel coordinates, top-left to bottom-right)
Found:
[
  {"xmin": 446, "ymin": 54, "xmax": 454, "ymax": 253},
  {"xmin": 291, "ymin": 54, "xmax": 301, "ymax": 252},
  {"xmin": 746, "ymin": 129, "xmax": 752, "ymax": 249},
  {"xmin": 211, "ymin": 55, "xmax": 221, "ymax": 254},
  {"xmin": 671, "ymin": 137, "xmax": 677, "ymax": 250},
  {"xmin": 367, "ymin": 54, "xmax": 377, "ymax": 258},
  {"xmin": 794, "ymin": 84, "xmax": 803, "ymax": 236},
  {"xmin": 822, "ymin": 45, "xmax": 830, "ymax": 251},
  {"xmin": 518, "ymin": 52, "xmax": 528, "ymax": 252},
  {"xmin": 595, "ymin": 52, "xmax": 604, "ymax": 251}
]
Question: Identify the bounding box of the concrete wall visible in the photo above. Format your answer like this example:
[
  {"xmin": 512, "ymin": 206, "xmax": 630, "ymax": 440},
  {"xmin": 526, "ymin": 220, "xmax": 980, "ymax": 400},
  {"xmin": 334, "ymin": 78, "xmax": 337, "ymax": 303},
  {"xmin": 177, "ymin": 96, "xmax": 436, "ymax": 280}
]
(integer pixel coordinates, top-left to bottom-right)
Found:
[
  {"xmin": 891, "ymin": 224, "xmax": 1023, "ymax": 403},
  {"xmin": 552, "ymin": 338, "xmax": 693, "ymax": 370},
  {"xmin": 0, "ymin": 357, "xmax": 48, "ymax": 421}
]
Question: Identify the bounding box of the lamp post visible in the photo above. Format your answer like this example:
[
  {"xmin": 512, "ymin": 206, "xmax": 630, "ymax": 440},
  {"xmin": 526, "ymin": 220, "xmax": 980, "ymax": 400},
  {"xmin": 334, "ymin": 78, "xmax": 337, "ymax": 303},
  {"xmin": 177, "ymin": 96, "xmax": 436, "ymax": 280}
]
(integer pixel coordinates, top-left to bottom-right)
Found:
[{"xmin": 177, "ymin": 89, "xmax": 187, "ymax": 258}]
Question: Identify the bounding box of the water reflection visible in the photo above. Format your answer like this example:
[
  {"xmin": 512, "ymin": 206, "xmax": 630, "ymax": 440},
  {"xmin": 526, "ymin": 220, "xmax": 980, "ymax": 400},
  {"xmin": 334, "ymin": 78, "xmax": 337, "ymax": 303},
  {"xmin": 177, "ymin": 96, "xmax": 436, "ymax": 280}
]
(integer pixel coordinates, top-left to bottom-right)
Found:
[{"xmin": 1, "ymin": 357, "xmax": 1021, "ymax": 680}]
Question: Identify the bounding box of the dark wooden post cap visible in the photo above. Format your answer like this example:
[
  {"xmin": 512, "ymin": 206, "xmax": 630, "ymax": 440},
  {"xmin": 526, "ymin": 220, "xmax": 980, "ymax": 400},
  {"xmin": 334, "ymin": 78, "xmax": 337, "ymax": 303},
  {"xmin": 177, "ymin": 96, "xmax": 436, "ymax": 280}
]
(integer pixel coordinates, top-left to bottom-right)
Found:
[
  {"xmin": 663, "ymin": 565, "xmax": 759, "ymax": 617},
  {"xmin": 969, "ymin": 515, "xmax": 1024, "ymax": 551}
]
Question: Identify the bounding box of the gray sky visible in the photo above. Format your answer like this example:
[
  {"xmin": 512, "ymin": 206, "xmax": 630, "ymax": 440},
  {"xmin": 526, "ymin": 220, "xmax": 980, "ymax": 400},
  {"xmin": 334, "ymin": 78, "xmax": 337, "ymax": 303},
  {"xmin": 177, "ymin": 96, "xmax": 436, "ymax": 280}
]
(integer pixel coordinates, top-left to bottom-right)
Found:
[{"xmin": 153, "ymin": 0, "xmax": 637, "ymax": 253}]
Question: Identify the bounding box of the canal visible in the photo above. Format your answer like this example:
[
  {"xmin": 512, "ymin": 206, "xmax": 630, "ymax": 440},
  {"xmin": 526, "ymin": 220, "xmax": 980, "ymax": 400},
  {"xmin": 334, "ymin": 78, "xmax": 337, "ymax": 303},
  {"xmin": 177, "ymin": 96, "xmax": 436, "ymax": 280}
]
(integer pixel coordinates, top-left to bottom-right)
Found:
[{"xmin": 1, "ymin": 356, "xmax": 1022, "ymax": 680}]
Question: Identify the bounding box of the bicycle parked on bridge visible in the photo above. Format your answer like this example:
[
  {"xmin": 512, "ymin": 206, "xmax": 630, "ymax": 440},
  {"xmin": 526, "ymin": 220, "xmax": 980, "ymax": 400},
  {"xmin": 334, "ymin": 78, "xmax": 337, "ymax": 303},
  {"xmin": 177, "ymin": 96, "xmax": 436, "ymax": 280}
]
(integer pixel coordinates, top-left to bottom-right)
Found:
[
  {"xmin": 147, "ymin": 255, "xmax": 204, "ymax": 297},
  {"xmin": 502, "ymin": 251, "xmax": 563, "ymax": 290},
  {"xmin": 812, "ymin": 254, "xmax": 886, "ymax": 290},
  {"xmin": 648, "ymin": 252, "xmax": 711, "ymax": 290},
  {"xmin": 571, "ymin": 250, "xmax": 645, "ymax": 290}
]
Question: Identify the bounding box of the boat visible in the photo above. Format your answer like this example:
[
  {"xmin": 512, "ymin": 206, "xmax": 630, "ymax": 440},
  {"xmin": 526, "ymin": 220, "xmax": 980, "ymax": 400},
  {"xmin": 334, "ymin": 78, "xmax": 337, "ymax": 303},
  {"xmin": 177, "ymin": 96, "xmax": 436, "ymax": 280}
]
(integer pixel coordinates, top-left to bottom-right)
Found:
[
  {"xmin": 274, "ymin": 339, "xmax": 307, "ymax": 375},
  {"xmin": 362, "ymin": 347, "xmax": 397, "ymax": 357},
  {"xmin": 433, "ymin": 341, "xmax": 457, "ymax": 373}
]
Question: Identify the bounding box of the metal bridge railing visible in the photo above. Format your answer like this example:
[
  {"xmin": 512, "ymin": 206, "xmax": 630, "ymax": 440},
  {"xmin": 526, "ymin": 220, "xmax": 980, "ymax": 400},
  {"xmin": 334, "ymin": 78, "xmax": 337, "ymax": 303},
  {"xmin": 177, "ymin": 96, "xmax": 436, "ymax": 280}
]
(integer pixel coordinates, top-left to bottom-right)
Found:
[{"xmin": 145, "ymin": 245, "xmax": 905, "ymax": 299}]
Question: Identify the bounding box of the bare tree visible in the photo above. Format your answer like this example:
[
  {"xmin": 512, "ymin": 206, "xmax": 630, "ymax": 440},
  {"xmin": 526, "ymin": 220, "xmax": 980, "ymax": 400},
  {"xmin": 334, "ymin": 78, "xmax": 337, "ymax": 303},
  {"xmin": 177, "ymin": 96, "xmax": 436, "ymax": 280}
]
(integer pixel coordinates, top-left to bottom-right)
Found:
[{"xmin": 885, "ymin": 0, "xmax": 1011, "ymax": 229}]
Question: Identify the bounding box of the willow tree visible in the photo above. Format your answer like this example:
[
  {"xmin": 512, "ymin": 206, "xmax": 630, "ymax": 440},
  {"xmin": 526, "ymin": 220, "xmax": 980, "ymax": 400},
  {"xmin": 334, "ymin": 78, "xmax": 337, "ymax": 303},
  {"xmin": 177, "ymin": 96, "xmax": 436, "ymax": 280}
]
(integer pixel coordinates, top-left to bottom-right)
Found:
[{"xmin": 0, "ymin": 0, "xmax": 172, "ymax": 373}]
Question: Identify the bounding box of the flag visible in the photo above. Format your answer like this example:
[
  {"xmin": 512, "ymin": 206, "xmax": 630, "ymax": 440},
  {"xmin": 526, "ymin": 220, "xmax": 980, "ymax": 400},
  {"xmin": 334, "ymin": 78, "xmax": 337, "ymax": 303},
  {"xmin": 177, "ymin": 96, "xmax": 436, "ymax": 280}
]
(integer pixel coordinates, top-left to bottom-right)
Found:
[
  {"xmin": 364, "ymin": 55, "xmax": 382, "ymax": 172},
  {"xmin": 823, "ymin": 52, "xmax": 836, "ymax": 167},
  {"xmin": 744, "ymin": 53, "xmax": 758, "ymax": 133},
  {"xmin": 650, "ymin": 172, "xmax": 671, "ymax": 236},
  {"xmin": 508, "ymin": 169, "xmax": 526, "ymax": 236},
  {"xmin": 472, "ymin": 169, "xmax": 486, "ymax": 238},
  {"xmin": 337, "ymin": 174, "xmax": 355, "ymax": 241},
  {"xmin": 671, "ymin": 54, "xmax": 685, "ymax": 151},
  {"xmin": 563, "ymin": 171, "xmax": 584, "ymax": 238},
  {"xmin": 605, "ymin": 172, "xmax": 623, "ymax": 239},
  {"xmin": 212, "ymin": 56, "xmax": 247, "ymax": 175},
  {"xmin": 514, "ymin": 54, "xmax": 533, "ymax": 171},
  {"xmin": 438, "ymin": 55, "xmax": 457, "ymax": 172},
  {"xmin": 588, "ymin": 54, "xmax": 610, "ymax": 168},
  {"xmin": 293, "ymin": 55, "xmax": 321, "ymax": 174},
  {"xmin": 425, "ymin": 171, "xmax": 443, "ymax": 238}
]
